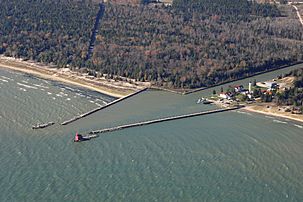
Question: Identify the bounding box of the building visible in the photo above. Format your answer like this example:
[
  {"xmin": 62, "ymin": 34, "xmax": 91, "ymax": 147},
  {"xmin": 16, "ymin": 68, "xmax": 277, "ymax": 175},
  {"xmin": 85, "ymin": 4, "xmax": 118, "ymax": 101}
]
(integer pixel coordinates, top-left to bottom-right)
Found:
[{"xmin": 256, "ymin": 82, "xmax": 278, "ymax": 89}]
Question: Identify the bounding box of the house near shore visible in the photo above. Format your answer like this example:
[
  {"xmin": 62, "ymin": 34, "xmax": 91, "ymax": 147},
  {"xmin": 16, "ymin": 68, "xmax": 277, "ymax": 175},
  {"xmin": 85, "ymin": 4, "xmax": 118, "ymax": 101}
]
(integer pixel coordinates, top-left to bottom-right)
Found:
[
  {"xmin": 219, "ymin": 92, "xmax": 232, "ymax": 99},
  {"xmin": 233, "ymin": 85, "xmax": 244, "ymax": 93}
]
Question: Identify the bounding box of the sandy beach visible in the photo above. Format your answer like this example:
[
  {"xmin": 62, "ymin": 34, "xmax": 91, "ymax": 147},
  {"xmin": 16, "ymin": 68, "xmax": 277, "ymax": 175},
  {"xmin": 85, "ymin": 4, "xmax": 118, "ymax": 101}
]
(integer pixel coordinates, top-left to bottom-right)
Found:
[
  {"xmin": 244, "ymin": 104, "xmax": 303, "ymax": 124},
  {"xmin": 0, "ymin": 56, "xmax": 150, "ymax": 98},
  {"xmin": 211, "ymin": 98, "xmax": 303, "ymax": 124}
]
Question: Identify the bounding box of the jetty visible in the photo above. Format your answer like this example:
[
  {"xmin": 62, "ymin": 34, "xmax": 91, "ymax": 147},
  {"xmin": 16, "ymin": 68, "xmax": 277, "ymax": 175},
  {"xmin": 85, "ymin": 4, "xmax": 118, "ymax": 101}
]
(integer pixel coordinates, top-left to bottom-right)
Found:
[
  {"xmin": 61, "ymin": 88, "xmax": 148, "ymax": 125},
  {"xmin": 89, "ymin": 106, "xmax": 241, "ymax": 135},
  {"xmin": 32, "ymin": 122, "xmax": 55, "ymax": 129}
]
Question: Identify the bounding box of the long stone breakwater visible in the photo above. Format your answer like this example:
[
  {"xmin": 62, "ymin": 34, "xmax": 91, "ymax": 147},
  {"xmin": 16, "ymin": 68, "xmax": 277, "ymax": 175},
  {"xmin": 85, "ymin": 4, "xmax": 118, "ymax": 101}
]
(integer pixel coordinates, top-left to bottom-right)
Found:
[
  {"xmin": 61, "ymin": 88, "xmax": 148, "ymax": 125},
  {"xmin": 89, "ymin": 106, "xmax": 241, "ymax": 135}
]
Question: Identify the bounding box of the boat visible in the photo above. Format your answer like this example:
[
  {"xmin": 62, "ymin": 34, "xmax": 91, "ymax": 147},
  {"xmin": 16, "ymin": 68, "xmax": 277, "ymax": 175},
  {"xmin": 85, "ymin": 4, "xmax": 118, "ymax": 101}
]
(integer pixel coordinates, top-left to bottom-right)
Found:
[{"xmin": 32, "ymin": 122, "xmax": 55, "ymax": 129}]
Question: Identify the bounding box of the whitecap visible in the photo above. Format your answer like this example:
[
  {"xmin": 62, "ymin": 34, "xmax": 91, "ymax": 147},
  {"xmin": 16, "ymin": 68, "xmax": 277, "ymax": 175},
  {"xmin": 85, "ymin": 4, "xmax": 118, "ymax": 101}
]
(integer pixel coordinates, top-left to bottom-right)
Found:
[
  {"xmin": 66, "ymin": 98, "xmax": 71, "ymax": 101},
  {"xmin": 0, "ymin": 78, "xmax": 8, "ymax": 82},
  {"xmin": 33, "ymin": 84, "xmax": 49, "ymax": 89},
  {"xmin": 89, "ymin": 100, "xmax": 95, "ymax": 103},
  {"xmin": 65, "ymin": 86, "xmax": 75, "ymax": 91},
  {"xmin": 293, "ymin": 124, "xmax": 303, "ymax": 129},
  {"xmin": 273, "ymin": 120, "xmax": 288, "ymax": 124},
  {"xmin": 47, "ymin": 92, "xmax": 52, "ymax": 95},
  {"xmin": 56, "ymin": 94, "xmax": 63, "ymax": 97},
  {"xmin": 236, "ymin": 111, "xmax": 252, "ymax": 116},
  {"xmin": 17, "ymin": 82, "xmax": 38, "ymax": 89},
  {"xmin": 19, "ymin": 88, "xmax": 27, "ymax": 92},
  {"xmin": 52, "ymin": 97, "xmax": 56, "ymax": 100},
  {"xmin": 1, "ymin": 76, "xmax": 13, "ymax": 81}
]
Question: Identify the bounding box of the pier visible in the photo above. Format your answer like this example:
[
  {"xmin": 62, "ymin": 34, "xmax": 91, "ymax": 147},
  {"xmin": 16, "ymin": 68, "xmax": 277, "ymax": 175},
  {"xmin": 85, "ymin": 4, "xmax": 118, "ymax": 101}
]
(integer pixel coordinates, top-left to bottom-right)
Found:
[
  {"xmin": 61, "ymin": 88, "xmax": 148, "ymax": 125},
  {"xmin": 32, "ymin": 122, "xmax": 55, "ymax": 129},
  {"xmin": 89, "ymin": 106, "xmax": 241, "ymax": 135}
]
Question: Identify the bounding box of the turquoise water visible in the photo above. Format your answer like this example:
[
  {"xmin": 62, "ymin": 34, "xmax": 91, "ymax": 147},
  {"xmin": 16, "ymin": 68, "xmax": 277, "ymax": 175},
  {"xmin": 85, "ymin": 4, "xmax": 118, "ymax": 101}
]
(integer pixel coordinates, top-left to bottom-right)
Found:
[{"xmin": 0, "ymin": 66, "xmax": 303, "ymax": 201}]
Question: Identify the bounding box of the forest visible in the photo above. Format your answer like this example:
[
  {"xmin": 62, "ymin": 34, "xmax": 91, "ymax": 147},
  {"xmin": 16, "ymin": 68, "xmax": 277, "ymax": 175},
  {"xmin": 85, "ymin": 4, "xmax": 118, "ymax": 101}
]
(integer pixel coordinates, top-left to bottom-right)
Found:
[
  {"xmin": 0, "ymin": 0, "xmax": 97, "ymax": 68},
  {"xmin": 261, "ymin": 69, "xmax": 303, "ymax": 108},
  {"xmin": 1, "ymin": 0, "xmax": 303, "ymax": 89}
]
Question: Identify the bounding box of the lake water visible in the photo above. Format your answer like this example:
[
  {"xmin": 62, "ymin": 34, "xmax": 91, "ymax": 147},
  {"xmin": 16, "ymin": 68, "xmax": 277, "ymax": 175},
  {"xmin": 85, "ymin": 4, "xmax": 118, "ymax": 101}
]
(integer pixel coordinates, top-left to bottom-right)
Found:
[{"xmin": 0, "ymin": 65, "xmax": 303, "ymax": 201}]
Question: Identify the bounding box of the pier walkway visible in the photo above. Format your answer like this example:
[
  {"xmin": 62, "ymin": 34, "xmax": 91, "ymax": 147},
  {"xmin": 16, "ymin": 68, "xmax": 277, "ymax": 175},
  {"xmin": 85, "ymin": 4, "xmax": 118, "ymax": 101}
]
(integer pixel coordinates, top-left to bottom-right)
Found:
[
  {"xmin": 89, "ymin": 106, "xmax": 241, "ymax": 135},
  {"xmin": 61, "ymin": 88, "xmax": 147, "ymax": 125}
]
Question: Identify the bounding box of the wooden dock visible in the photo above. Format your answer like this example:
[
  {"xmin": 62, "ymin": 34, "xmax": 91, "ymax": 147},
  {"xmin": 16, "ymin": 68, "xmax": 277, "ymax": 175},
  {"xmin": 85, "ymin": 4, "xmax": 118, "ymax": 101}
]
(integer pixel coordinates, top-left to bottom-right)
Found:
[
  {"xmin": 89, "ymin": 106, "xmax": 241, "ymax": 135},
  {"xmin": 61, "ymin": 88, "xmax": 148, "ymax": 125}
]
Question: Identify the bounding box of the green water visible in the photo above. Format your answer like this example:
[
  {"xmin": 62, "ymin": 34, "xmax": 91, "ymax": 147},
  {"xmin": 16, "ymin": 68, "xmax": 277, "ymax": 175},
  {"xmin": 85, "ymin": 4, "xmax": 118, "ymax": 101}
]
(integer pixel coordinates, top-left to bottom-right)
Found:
[{"xmin": 0, "ymin": 65, "xmax": 303, "ymax": 201}]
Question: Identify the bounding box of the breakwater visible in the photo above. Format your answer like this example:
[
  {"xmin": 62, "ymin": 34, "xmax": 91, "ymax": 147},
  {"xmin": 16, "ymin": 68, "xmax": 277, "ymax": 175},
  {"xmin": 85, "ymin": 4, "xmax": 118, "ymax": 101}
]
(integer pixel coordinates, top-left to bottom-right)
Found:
[
  {"xmin": 61, "ymin": 88, "xmax": 147, "ymax": 125},
  {"xmin": 89, "ymin": 106, "xmax": 241, "ymax": 134}
]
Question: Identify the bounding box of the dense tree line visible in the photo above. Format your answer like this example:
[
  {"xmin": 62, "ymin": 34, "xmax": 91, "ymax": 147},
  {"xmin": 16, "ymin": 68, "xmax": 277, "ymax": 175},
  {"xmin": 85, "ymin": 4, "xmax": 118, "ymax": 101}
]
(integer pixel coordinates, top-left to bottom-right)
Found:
[
  {"xmin": 92, "ymin": 2, "xmax": 303, "ymax": 88},
  {"xmin": 0, "ymin": 0, "xmax": 97, "ymax": 67},
  {"xmin": 1, "ymin": 0, "xmax": 303, "ymax": 89}
]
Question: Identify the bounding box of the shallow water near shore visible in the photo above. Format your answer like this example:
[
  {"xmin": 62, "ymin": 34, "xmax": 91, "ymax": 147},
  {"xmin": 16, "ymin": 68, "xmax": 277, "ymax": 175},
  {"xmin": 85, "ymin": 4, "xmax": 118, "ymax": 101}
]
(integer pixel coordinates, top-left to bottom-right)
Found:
[{"xmin": 0, "ymin": 66, "xmax": 303, "ymax": 201}]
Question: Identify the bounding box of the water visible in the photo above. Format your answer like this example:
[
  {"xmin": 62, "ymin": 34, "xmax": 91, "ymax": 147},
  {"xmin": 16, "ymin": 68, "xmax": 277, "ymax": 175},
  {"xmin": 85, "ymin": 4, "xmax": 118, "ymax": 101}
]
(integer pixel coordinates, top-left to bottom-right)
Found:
[{"xmin": 0, "ymin": 66, "xmax": 303, "ymax": 201}]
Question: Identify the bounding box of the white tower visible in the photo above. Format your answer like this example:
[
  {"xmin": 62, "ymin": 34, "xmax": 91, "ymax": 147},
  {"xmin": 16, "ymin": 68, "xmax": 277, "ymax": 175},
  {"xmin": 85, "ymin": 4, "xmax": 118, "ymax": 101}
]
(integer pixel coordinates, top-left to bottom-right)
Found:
[{"xmin": 249, "ymin": 82, "xmax": 252, "ymax": 93}]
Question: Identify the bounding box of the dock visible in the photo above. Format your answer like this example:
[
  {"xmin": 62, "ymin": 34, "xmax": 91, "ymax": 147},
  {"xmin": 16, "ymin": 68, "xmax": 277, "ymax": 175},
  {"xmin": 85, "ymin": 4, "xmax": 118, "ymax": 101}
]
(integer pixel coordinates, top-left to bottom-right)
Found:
[
  {"xmin": 61, "ymin": 88, "xmax": 148, "ymax": 125},
  {"xmin": 89, "ymin": 106, "xmax": 241, "ymax": 134}
]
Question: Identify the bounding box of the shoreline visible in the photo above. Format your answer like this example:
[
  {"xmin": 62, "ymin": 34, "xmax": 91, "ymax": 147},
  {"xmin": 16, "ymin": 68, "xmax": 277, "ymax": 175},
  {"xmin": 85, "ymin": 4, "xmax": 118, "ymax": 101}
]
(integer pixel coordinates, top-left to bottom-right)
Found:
[
  {"xmin": 211, "ymin": 99, "xmax": 303, "ymax": 124},
  {"xmin": 0, "ymin": 56, "xmax": 149, "ymax": 98},
  {"xmin": 243, "ymin": 105, "xmax": 303, "ymax": 124}
]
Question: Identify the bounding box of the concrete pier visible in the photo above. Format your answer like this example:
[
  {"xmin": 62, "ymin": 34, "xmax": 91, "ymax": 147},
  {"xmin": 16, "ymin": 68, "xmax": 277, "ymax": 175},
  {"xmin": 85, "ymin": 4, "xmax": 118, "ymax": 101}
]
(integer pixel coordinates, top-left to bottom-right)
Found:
[
  {"xmin": 61, "ymin": 88, "xmax": 148, "ymax": 125},
  {"xmin": 89, "ymin": 106, "xmax": 241, "ymax": 134}
]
